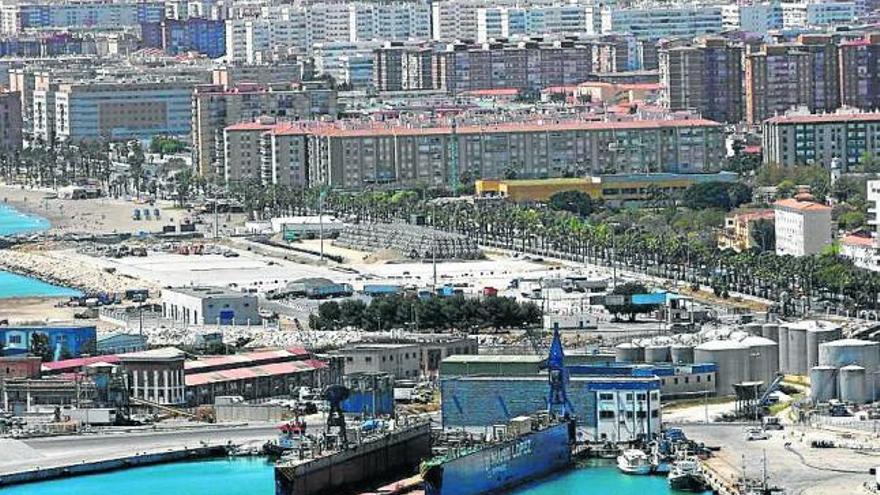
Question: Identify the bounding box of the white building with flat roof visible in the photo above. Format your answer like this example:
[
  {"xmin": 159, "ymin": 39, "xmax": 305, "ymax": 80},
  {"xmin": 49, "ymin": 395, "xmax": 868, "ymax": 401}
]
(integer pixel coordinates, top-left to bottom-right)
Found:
[
  {"xmin": 162, "ymin": 287, "xmax": 262, "ymax": 326},
  {"xmin": 774, "ymin": 197, "xmax": 833, "ymax": 257},
  {"xmin": 601, "ymin": 4, "xmax": 724, "ymax": 39}
]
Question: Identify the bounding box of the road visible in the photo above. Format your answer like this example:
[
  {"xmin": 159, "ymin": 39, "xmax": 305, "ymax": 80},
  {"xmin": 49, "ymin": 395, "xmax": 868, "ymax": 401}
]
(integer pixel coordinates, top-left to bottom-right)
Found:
[
  {"xmin": 0, "ymin": 424, "xmax": 279, "ymax": 475},
  {"xmin": 677, "ymin": 423, "xmax": 880, "ymax": 495}
]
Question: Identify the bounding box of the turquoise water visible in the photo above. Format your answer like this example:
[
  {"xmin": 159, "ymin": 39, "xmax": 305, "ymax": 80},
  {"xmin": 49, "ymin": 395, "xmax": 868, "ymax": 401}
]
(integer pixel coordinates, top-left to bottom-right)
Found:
[
  {"xmin": 0, "ymin": 458, "xmax": 710, "ymax": 495},
  {"xmin": 0, "ymin": 458, "xmax": 275, "ymax": 495},
  {"xmin": 510, "ymin": 461, "xmax": 713, "ymax": 495},
  {"xmin": 0, "ymin": 270, "xmax": 82, "ymax": 299},
  {"xmin": 0, "ymin": 203, "xmax": 49, "ymax": 236}
]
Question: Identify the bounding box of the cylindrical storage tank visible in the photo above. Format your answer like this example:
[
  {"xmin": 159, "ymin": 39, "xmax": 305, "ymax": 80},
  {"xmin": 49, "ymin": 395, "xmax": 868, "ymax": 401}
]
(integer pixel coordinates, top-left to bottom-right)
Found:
[
  {"xmin": 670, "ymin": 345, "xmax": 694, "ymax": 364},
  {"xmin": 745, "ymin": 323, "xmax": 763, "ymax": 336},
  {"xmin": 762, "ymin": 323, "xmax": 779, "ymax": 342},
  {"xmin": 839, "ymin": 365, "xmax": 867, "ymax": 404},
  {"xmin": 810, "ymin": 366, "xmax": 837, "ymax": 404},
  {"xmin": 778, "ymin": 325, "xmax": 790, "ymax": 373},
  {"xmin": 615, "ymin": 343, "xmax": 643, "ymax": 363},
  {"xmin": 742, "ymin": 336, "xmax": 780, "ymax": 386},
  {"xmin": 819, "ymin": 339, "xmax": 880, "ymax": 401},
  {"xmin": 787, "ymin": 325, "xmax": 808, "ymax": 375},
  {"xmin": 806, "ymin": 326, "xmax": 842, "ymax": 370},
  {"xmin": 644, "ymin": 345, "xmax": 671, "ymax": 363},
  {"xmin": 695, "ymin": 340, "xmax": 751, "ymax": 396}
]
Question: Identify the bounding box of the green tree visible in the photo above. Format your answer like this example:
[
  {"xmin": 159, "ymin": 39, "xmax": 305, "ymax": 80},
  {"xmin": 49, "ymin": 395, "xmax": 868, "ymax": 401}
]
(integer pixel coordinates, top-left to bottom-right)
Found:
[
  {"xmin": 682, "ymin": 181, "xmax": 752, "ymax": 211},
  {"xmin": 30, "ymin": 332, "xmax": 53, "ymax": 362},
  {"xmin": 548, "ymin": 190, "xmax": 596, "ymax": 216},
  {"xmin": 749, "ymin": 218, "xmax": 775, "ymax": 252}
]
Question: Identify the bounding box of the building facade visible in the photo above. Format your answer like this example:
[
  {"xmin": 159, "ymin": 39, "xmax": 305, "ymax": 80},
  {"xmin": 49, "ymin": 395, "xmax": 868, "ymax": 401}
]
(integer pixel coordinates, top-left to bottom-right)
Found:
[
  {"xmin": 0, "ymin": 0, "xmax": 164, "ymax": 34},
  {"xmin": 774, "ymin": 198, "xmax": 833, "ymax": 257},
  {"xmin": 839, "ymin": 34, "xmax": 880, "ymax": 111},
  {"xmin": 601, "ymin": 5, "xmax": 724, "ymax": 39},
  {"xmin": 0, "ymin": 325, "xmax": 96, "ymax": 358},
  {"xmin": 161, "ymin": 286, "xmax": 262, "ymax": 325},
  {"xmin": 762, "ymin": 113, "xmax": 880, "ymax": 167},
  {"xmin": 340, "ymin": 343, "xmax": 422, "ymax": 379},
  {"xmin": 0, "ymin": 90, "xmax": 22, "ymax": 151},
  {"xmin": 119, "ymin": 348, "xmax": 186, "ymax": 406},
  {"xmin": 744, "ymin": 44, "xmax": 813, "ymax": 124},
  {"xmin": 659, "ymin": 37, "xmax": 742, "ymax": 123}
]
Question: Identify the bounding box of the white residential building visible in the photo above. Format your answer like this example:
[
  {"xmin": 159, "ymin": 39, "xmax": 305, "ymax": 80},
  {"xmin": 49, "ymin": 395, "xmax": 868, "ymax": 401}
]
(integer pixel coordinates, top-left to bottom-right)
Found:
[
  {"xmin": 601, "ymin": 4, "xmax": 725, "ymax": 39},
  {"xmin": 774, "ymin": 197, "xmax": 833, "ymax": 257},
  {"xmin": 161, "ymin": 286, "xmax": 262, "ymax": 326},
  {"xmin": 840, "ymin": 233, "xmax": 878, "ymax": 271},
  {"xmin": 722, "ymin": 3, "xmax": 784, "ymax": 33},
  {"xmin": 476, "ymin": 4, "xmax": 597, "ymax": 42},
  {"xmin": 313, "ymin": 41, "xmax": 382, "ymax": 88},
  {"xmin": 781, "ymin": 1, "xmax": 857, "ymax": 28}
]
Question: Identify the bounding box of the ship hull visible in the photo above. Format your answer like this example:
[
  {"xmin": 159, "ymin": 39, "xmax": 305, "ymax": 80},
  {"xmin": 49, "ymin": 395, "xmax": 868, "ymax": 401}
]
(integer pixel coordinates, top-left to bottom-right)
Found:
[
  {"xmin": 424, "ymin": 421, "xmax": 573, "ymax": 495},
  {"xmin": 669, "ymin": 474, "xmax": 707, "ymax": 492}
]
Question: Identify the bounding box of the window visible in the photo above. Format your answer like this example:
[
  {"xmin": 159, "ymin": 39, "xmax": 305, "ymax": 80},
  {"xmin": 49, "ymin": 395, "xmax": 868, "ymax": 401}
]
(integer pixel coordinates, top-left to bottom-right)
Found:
[
  {"xmin": 674, "ymin": 378, "xmax": 679, "ymax": 385},
  {"xmin": 626, "ymin": 393, "xmax": 633, "ymax": 401},
  {"xmin": 637, "ymin": 393, "xmax": 646, "ymax": 400},
  {"xmin": 651, "ymin": 410, "xmax": 659, "ymax": 418},
  {"xmin": 8, "ymin": 335, "xmax": 21, "ymax": 344},
  {"xmin": 599, "ymin": 410, "xmax": 615, "ymax": 419},
  {"xmin": 708, "ymin": 375, "xmax": 712, "ymax": 382},
  {"xmin": 599, "ymin": 393, "xmax": 613, "ymax": 401},
  {"xmin": 696, "ymin": 376, "xmax": 701, "ymax": 383},
  {"xmin": 389, "ymin": 355, "xmax": 394, "ymax": 361},
  {"xmin": 365, "ymin": 357, "xmax": 372, "ymax": 363},
  {"xmin": 346, "ymin": 357, "xmax": 353, "ymax": 362},
  {"xmin": 685, "ymin": 377, "xmax": 689, "ymax": 384}
]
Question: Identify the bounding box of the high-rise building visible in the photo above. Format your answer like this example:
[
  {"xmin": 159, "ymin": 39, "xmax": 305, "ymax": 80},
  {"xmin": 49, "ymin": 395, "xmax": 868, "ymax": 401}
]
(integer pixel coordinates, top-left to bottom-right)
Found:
[
  {"xmin": 839, "ymin": 33, "xmax": 880, "ymax": 111},
  {"xmin": 601, "ymin": 4, "xmax": 725, "ymax": 39},
  {"xmin": 774, "ymin": 197, "xmax": 833, "ymax": 257},
  {"xmin": 374, "ymin": 43, "xmax": 439, "ymax": 92},
  {"xmin": 0, "ymin": 0, "xmax": 164, "ymax": 34},
  {"xmin": 141, "ymin": 18, "xmax": 226, "ymax": 58},
  {"xmin": 222, "ymin": 121, "xmax": 309, "ymax": 187},
  {"xmin": 0, "ymin": 90, "xmax": 22, "ymax": 152},
  {"xmin": 659, "ymin": 37, "xmax": 742, "ymax": 123},
  {"xmin": 744, "ymin": 44, "xmax": 812, "ymax": 124},
  {"xmin": 192, "ymin": 83, "xmax": 337, "ymax": 177},
  {"xmin": 798, "ymin": 34, "xmax": 840, "ymax": 113}
]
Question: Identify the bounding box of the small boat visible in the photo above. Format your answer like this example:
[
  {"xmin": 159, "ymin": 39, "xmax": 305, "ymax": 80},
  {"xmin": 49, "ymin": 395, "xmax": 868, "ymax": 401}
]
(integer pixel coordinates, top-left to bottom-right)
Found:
[
  {"xmin": 668, "ymin": 458, "xmax": 707, "ymax": 492},
  {"xmin": 617, "ymin": 449, "xmax": 652, "ymax": 475},
  {"xmin": 593, "ymin": 441, "xmax": 620, "ymax": 459}
]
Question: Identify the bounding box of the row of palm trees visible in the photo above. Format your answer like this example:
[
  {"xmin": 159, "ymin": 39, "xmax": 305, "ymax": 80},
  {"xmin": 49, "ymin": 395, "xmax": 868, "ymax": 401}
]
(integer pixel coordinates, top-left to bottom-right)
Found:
[{"xmin": 231, "ymin": 187, "xmax": 878, "ymax": 316}]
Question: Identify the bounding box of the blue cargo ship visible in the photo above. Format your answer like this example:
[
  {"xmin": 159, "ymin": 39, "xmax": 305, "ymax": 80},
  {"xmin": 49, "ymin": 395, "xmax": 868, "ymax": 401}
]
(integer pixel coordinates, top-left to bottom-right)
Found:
[{"xmin": 421, "ymin": 419, "xmax": 574, "ymax": 495}]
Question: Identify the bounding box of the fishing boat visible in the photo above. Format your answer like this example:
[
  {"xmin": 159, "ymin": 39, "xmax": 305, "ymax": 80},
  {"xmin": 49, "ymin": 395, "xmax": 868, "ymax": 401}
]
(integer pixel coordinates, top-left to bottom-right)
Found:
[
  {"xmin": 668, "ymin": 458, "xmax": 707, "ymax": 491},
  {"xmin": 617, "ymin": 449, "xmax": 652, "ymax": 475}
]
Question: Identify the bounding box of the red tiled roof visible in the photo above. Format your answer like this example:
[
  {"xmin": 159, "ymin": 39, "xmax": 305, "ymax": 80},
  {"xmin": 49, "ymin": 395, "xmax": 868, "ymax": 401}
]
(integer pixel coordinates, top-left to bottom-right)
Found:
[
  {"xmin": 185, "ymin": 360, "xmax": 321, "ymax": 387},
  {"xmin": 743, "ymin": 145, "xmax": 762, "ymax": 154},
  {"xmin": 42, "ymin": 355, "xmax": 120, "ymax": 372},
  {"xmin": 459, "ymin": 88, "xmax": 520, "ymax": 97},
  {"xmin": 765, "ymin": 113, "xmax": 880, "ymax": 125},
  {"xmin": 842, "ymin": 234, "xmax": 874, "ymax": 247},
  {"xmin": 773, "ymin": 198, "xmax": 832, "ymax": 212},
  {"xmin": 225, "ymin": 122, "xmax": 276, "ymax": 131}
]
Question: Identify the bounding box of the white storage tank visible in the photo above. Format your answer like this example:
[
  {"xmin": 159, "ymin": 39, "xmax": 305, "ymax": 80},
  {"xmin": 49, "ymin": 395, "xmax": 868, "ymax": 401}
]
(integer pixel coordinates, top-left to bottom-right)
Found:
[
  {"xmin": 644, "ymin": 345, "xmax": 671, "ymax": 363},
  {"xmin": 778, "ymin": 325, "xmax": 790, "ymax": 373},
  {"xmin": 839, "ymin": 365, "xmax": 867, "ymax": 404},
  {"xmin": 615, "ymin": 343, "xmax": 643, "ymax": 363},
  {"xmin": 695, "ymin": 340, "xmax": 752, "ymax": 396},
  {"xmin": 742, "ymin": 336, "xmax": 780, "ymax": 386},
  {"xmin": 762, "ymin": 323, "xmax": 779, "ymax": 342},
  {"xmin": 805, "ymin": 323, "xmax": 842, "ymax": 370},
  {"xmin": 819, "ymin": 339, "xmax": 880, "ymax": 401},
  {"xmin": 787, "ymin": 325, "xmax": 808, "ymax": 375},
  {"xmin": 810, "ymin": 366, "xmax": 837, "ymax": 404},
  {"xmin": 670, "ymin": 345, "xmax": 694, "ymax": 364}
]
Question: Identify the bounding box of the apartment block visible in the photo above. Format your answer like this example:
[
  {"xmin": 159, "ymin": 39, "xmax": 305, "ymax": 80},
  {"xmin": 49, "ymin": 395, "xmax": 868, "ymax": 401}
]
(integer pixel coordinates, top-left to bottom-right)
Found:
[
  {"xmin": 722, "ymin": 3, "xmax": 783, "ymax": 33},
  {"xmin": 441, "ymin": 39, "xmax": 593, "ymax": 94},
  {"xmin": 744, "ymin": 44, "xmax": 812, "ymax": 124},
  {"xmin": 476, "ymin": 4, "xmax": 597, "ymax": 42},
  {"xmin": 781, "ymin": 1, "xmax": 857, "ymax": 29},
  {"xmin": 601, "ymin": 4, "xmax": 724, "ymax": 39},
  {"xmin": 0, "ymin": 90, "xmax": 22, "ymax": 151},
  {"xmin": 53, "ymin": 80, "xmax": 195, "ymax": 142},
  {"xmin": 223, "ymin": 121, "xmax": 309, "ymax": 187},
  {"xmin": 659, "ymin": 37, "xmax": 742, "ymax": 123},
  {"xmin": 0, "ymin": 0, "xmax": 164, "ymax": 34},
  {"xmin": 374, "ymin": 43, "xmax": 438, "ymax": 92},
  {"xmin": 763, "ymin": 112, "xmax": 880, "ymax": 167},
  {"xmin": 141, "ymin": 18, "xmax": 226, "ymax": 58},
  {"xmin": 839, "ymin": 33, "xmax": 880, "ymax": 111},
  {"xmin": 798, "ymin": 34, "xmax": 840, "ymax": 113},
  {"xmin": 774, "ymin": 197, "xmax": 832, "ymax": 257},
  {"xmin": 193, "ymin": 83, "xmax": 337, "ymax": 177},
  {"xmin": 313, "ymin": 42, "xmax": 379, "ymax": 89}
]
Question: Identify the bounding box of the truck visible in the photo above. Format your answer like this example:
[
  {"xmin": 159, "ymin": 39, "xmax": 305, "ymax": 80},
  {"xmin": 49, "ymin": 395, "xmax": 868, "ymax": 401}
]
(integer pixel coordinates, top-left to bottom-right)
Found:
[
  {"xmin": 64, "ymin": 408, "xmax": 117, "ymax": 426},
  {"xmin": 363, "ymin": 284, "xmax": 403, "ymax": 297}
]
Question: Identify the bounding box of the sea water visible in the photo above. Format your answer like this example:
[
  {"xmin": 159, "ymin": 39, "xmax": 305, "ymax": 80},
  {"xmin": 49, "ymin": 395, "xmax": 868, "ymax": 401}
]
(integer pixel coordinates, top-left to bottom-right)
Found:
[
  {"xmin": 0, "ymin": 203, "xmax": 81, "ymax": 298},
  {"xmin": 0, "ymin": 458, "xmax": 711, "ymax": 495},
  {"xmin": 0, "ymin": 203, "xmax": 50, "ymax": 236}
]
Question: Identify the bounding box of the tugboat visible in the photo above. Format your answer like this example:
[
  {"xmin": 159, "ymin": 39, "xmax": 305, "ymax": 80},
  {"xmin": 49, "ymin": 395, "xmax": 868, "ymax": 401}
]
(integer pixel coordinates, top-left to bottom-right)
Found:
[
  {"xmin": 263, "ymin": 417, "xmax": 311, "ymax": 457},
  {"xmin": 668, "ymin": 458, "xmax": 707, "ymax": 491},
  {"xmin": 617, "ymin": 449, "xmax": 652, "ymax": 475}
]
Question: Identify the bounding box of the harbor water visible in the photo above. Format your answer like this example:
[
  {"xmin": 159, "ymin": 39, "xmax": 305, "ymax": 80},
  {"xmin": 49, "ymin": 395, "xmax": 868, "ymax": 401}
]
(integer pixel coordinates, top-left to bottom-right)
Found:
[{"xmin": 0, "ymin": 458, "xmax": 711, "ymax": 495}]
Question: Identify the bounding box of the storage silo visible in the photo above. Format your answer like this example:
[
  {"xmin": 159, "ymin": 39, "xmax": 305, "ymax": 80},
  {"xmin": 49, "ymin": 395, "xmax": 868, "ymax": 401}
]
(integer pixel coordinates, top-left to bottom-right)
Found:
[
  {"xmin": 762, "ymin": 323, "xmax": 779, "ymax": 342},
  {"xmin": 810, "ymin": 366, "xmax": 837, "ymax": 404},
  {"xmin": 819, "ymin": 339, "xmax": 880, "ymax": 400},
  {"xmin": 778, "ymin": 325, "xmax": 790, "ymax": 373},
  {"xmin": 615, "ymin": 343, "xmax": 643, "ymax": 363},
  {"xmin": 742, "ymin": 336, "xmax": 780, "ymax": 386},
  {"xmin": 745, "ymin": 323, "xmax": 763, "ymax": 336},
  {"xmin": 644, "ymin": 345, "xmax": 671, "ymax": 363},
  {"xmin": 671, "ymin": 344, "xmax": 694, "ymax": 364},
  {"xmin": 839, "ymin": 365, "xmax": 867, "ymax": 404},
  {"xmin": 787, "ymin": 325, "xmax": 808, "ymax": 375},
  {"xmin": 695, "ymin": 340, "xmax": 752, "ymax": 396},
  {"xmin": 806, "ymin": 325, "xmax": 842, "ymax": 370}
]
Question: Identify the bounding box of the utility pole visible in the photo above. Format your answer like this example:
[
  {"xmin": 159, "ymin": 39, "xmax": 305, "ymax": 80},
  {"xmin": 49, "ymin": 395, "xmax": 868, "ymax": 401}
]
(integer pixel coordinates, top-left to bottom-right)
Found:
[
  {"xmin": 318, "ymin": 188, "xmax": 327, "ymax": 262},
  {"xmin": 432, "ymin": 202, "xmax": 437, "ymax": 288}
]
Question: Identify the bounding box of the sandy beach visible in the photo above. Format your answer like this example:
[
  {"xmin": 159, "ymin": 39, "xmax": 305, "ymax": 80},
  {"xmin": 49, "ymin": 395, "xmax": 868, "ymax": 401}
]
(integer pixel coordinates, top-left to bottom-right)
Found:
[{"xmin": 0, "ymin": 184, "xmax": 180, "ymax": 235}]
